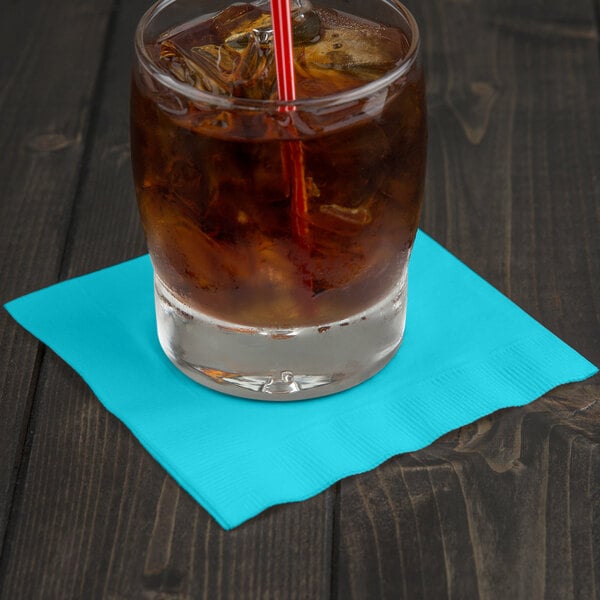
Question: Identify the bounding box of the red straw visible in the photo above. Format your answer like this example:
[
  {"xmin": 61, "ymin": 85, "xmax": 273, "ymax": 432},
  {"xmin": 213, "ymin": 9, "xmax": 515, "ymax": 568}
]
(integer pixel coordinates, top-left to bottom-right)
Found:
[
  {"xmin": 270, "ymin": 0, "xmax": 297, "ymax": 104},
  {"xmin": 270, "ymin": 0, "xmax": 310, "ymax": 246}
]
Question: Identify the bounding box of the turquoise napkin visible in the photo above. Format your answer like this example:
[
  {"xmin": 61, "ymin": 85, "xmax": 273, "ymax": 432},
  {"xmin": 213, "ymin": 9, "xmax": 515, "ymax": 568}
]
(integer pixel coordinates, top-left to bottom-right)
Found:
[{"xmin": 5, "ymin": 231, "xmax": 597, "ymax": 529}]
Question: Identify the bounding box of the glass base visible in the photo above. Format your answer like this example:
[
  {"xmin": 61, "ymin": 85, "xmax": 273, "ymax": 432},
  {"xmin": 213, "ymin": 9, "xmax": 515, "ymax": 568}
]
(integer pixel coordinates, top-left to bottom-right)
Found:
[{"xmin": 154, "ymin": 274, "xmax": 407, "ymax": 401}]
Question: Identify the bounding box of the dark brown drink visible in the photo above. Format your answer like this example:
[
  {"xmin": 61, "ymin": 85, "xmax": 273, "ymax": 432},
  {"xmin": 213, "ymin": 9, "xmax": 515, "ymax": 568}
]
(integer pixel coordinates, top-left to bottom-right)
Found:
[{"xmin": 131, "ymin": 0, "xmax": 426, "ymax": 399}]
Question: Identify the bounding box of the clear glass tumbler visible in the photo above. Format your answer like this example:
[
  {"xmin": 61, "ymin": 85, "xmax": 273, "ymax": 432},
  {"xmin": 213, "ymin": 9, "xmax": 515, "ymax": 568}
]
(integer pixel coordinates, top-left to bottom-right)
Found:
[{"xmin": 131, "ymin": 0, "xmax": 427, "ymax": 399}]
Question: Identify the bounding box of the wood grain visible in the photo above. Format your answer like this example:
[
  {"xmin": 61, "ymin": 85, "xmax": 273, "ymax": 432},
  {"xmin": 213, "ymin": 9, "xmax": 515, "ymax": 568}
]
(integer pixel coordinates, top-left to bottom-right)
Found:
[
  {"xmin": 334, "ymin": 385, "xmax": 600, "ymax": 599},
  {"xmin": 0, "ymin": 0, "xmax": 334, "ymax": 597},
  {"xmin": 333, "ymin": 0, "xmax": 600, "ymax": 596},
  {"xmin": 0, "ymin": 360, "xmax": 334, "ymax": 598},
  {"xmin": 0, "ymin": 0, "xmax": 116, "ymax": 555},
  {"xmin": 1, "ymin": 0, "xmax": 599, "ymax": 597}
]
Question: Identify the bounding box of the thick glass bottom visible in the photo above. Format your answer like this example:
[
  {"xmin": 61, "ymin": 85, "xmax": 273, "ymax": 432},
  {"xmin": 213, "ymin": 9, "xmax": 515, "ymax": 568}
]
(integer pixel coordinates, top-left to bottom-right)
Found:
[{"xmin": 154, "ymin": 273, "xmax": 407, "ymax": 401}]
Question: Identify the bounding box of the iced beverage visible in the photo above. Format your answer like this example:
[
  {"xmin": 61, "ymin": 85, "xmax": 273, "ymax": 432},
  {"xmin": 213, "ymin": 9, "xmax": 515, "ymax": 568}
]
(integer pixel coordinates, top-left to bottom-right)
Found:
[{"xmin": 131, "ymin": 0, "xmax": 427, "ymax": 399}]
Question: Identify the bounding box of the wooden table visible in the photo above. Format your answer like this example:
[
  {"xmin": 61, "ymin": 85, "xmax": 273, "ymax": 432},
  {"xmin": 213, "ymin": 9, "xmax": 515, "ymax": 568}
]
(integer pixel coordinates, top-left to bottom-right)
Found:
[{"xmin": 1, "ymin": 0, "xmax": 599, "ymax": 597}]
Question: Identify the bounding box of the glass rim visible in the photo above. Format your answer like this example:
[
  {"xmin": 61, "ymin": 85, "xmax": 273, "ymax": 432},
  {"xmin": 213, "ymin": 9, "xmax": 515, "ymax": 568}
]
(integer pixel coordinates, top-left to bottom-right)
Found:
[{"xmin": 134, "ymin": 0, "xmax": 421, "ymax": 110}]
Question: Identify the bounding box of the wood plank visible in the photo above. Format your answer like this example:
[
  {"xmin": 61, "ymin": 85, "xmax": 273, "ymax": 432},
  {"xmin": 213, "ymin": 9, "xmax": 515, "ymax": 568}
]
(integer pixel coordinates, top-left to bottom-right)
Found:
[
  {"xmin": 2, "ymin": 0, "xmax": 599, "ymax": 596},
  {"xmin": 0, "ymin": 0, "xmax": 116, "ymax": 554},
  {"xmin": 1, "ymin": 360, "xmax": 335, "ymax": 598},
  {"xmin": 0, "ymin": 0, "xmax": 335, "ymax": 597},
  {"xmin": 334, "ymin": 0, "xmax": 600, "ymax": 595},
  {"xmin": 335, "ymin": 387, "xmax": 600, "ymax": 599}
]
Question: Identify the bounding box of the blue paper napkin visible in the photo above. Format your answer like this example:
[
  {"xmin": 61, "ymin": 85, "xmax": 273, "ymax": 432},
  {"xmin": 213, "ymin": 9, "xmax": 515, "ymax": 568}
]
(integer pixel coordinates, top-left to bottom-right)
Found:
[{"xmin": 5, "ymin": 231, "xmax": 597, "ymax": 529}]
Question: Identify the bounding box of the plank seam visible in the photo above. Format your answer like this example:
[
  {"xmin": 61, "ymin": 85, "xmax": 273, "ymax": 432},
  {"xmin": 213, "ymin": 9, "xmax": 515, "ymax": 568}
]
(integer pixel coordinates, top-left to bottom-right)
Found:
[
  {"xmin": 56, "ymin": 0, "xmax": 123, "ymax": 282},
  {"xmin": 0, "ymin": 0, "xmax": 122, "ymax": 588},
  {"xmin": 593, "ymin": 0, "xmax": 600, "ymax": 65},
  {"xmin": 329, "ymin": 483, "xmax": 341, "ymax": 600},
  {"xmin": 0, "ymin": 345, "xmax": 45, "ymax": 581}
]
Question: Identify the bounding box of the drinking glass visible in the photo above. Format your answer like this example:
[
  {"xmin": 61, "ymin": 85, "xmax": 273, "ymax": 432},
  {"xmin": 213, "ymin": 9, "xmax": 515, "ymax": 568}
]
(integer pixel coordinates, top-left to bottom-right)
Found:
[{"xmin": 131, "ymin": 0, "xmax": 427, "ymax": 399}]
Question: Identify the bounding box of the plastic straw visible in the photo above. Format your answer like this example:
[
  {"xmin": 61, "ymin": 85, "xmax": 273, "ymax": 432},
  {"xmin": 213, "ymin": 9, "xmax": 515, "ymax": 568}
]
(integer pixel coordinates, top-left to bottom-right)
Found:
[
  {"xmin": 270, "ymin": 0, "xmax": 297, "ymax": 103},
  {"xmin": 270, "ymin": 0, "xmax": 310, "ymax": 246}
]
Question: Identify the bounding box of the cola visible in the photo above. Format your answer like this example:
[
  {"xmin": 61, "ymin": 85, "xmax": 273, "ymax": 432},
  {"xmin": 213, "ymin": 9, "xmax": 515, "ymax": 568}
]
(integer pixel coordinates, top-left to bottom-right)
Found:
[{"xmin": 131, "ymin": 0, "xmax": 426, "ymax": 398}]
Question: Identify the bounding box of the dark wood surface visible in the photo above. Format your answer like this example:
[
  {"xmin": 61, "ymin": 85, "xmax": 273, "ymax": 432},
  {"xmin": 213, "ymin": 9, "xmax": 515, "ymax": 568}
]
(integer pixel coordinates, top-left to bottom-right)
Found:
[{"xmin": 1, "ymin": 0, "xmax": 599, "ymax": 597}]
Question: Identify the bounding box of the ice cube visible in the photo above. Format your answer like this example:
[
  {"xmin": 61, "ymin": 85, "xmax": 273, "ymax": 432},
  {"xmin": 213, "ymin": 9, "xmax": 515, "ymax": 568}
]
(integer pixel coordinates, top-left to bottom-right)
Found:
[
  {"xmin": 226, "ymin": 34, "xmax": 276, "ymax": 98},
  {"xmin": 158, "ymin": 2, "xmax": 405, "ymax": 101},
  {"xmin": 160, "ymin": 40, "xmax": 232, "ymax": 95},
  {"xmin": 215, "ymin": 4, "xmax": 272, "ymax": 48},
  {"xmin": 297, "ymin": 8, "xmax": 405, "ymax": 81},
  {"xmin": 210, "ymin": 3, "xmax": 260, "ymax": 43},
  {"xmin": 308, "ymin": 203, "xmax": 373, "ymax": 240},
  {"xmin": 319, "ymin": 204, "xmax": 371, "ymax": 226},
  {"xmin": 303, "ymin": 121, "xmax": 389, "ymax": 215},
  {"xmin": 222, "ymin": 0, "xmax": 321, "ymax": 49},
  {"xmin": 160, "ymin": 33, "xmax": 277, "ymax": 99}
]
